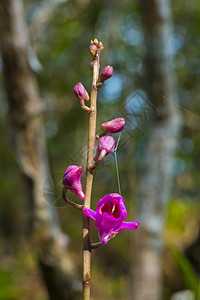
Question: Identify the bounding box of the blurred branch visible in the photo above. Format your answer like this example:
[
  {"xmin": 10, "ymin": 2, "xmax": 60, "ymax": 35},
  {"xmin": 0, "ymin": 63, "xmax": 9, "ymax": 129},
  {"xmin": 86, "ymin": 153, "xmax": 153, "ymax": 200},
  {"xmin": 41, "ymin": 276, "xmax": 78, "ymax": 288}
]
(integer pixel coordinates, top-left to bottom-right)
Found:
[
  {"xmin": 131, "ymin": 1, "xmax": 182, "ymax": 300},
  {"xmin": 0, "ymin": 0, "xmax": 80, "ymax": 299}
]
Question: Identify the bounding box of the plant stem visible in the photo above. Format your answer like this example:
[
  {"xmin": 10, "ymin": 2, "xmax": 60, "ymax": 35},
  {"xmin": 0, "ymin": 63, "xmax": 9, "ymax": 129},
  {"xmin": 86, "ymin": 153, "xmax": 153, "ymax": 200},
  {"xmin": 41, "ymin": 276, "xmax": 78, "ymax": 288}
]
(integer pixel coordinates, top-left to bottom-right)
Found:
[
  {"xmin": 82, "ymin": 50, "xmax": 100, "ymax": 300},
  {"xmin": 62, "ymin": 187, "xmax": 83, "ymax": 210},
  {"xmin": 89, "ymin": 150, "xmax": 106, "ymax": 171}
]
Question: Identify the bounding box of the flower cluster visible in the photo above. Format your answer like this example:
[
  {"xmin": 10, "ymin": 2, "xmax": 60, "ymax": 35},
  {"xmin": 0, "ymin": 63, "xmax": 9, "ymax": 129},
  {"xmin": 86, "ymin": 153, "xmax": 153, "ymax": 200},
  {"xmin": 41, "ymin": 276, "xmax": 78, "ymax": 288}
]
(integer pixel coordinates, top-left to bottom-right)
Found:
[{"xmin": 62, "ymin": 38, "xmax": 140, "ymax": 246}]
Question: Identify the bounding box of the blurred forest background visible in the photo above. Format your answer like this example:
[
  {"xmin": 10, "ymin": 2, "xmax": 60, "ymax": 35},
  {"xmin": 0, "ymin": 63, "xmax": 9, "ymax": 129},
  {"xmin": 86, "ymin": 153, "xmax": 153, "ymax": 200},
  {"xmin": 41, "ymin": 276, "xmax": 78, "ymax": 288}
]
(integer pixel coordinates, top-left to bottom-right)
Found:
[{"xmin": 0, "ymin": 0, "xmax": 200, "ymax": 299}]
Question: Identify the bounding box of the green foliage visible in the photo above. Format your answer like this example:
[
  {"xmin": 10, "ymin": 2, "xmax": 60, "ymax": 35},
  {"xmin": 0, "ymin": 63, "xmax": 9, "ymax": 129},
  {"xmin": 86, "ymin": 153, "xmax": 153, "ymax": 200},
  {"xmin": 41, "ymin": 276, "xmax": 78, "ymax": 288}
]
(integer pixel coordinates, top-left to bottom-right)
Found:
[
  {"xmin": 167, "ymin": 199, "xmax": 198, "ymax": 233},
  {"xmin": 0, "ymin": 269, "xmax": 23, "ymax": 299},
  {"xmin": 169, "ymin": 244, "xmax": 199, "ymax": 299}
]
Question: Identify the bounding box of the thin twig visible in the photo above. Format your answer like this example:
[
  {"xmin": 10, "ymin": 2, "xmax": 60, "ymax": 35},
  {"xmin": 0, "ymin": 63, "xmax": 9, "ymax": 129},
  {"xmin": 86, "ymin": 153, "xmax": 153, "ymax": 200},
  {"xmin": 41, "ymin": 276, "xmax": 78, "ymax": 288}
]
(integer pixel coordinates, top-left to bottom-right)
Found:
[
  {"xmin": 113, "ymin": 133, "xmax": 121, "ymax": 195},
  {"xmin": 90, "ymin": 242, "xmax": 102, "ymax": 249}
]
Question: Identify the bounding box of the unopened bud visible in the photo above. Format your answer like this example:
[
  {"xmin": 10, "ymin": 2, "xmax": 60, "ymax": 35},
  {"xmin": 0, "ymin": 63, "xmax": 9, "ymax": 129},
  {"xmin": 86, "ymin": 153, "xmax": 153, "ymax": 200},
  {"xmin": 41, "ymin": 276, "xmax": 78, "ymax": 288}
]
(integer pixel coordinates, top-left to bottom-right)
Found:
[
  {"xmin": 89, "ymin": 62, "xmax": 100, "ymax": 71},
  {"xmin": 94, "ymin": 136, "xmax": 115, "ymax": 161},
  {"xmin": 101, "ymin": 118, "xmax": 125, "ymax": 133},
  {"xmin": 98, "ymin": 41, "xmax": 104, "ymax": 51},
  {"xmin": 73, "ymin": 82, "xmax": 89, "ymax": 101},
  {"xmin": 89, "ymin": 44, "xmax": 97, "ymax": 58},
  {"xmin": 90, "ymin": 39, "xmax": 104, "ymax": 52},
  {"xmin": 93, "ymin": 38, "xmax": 99, "ymax": 47},
  {"xmin": 100, "ymin": 65, "xmax": 113, "ymax": 82},
  {"xmin": 62, "ymin": 165, "xmax": 85, "ymax": 200}
]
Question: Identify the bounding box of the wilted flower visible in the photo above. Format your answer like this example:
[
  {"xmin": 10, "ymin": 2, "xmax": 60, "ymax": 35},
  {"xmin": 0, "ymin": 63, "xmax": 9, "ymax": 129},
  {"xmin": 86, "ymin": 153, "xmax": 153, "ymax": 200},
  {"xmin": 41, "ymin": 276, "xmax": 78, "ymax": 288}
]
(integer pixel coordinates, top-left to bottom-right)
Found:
[
  {"xmin": 83, "ymin": 193, "xmax": 140, "ymax": 244},
  {"xmin": 100, "ymin": 65, "xmax": 113, "ymax": 82},
  {"xmin": 62, "ymin": 165, "xmax": 85, "ymax": 200},
  {"xmin": 94, "ymin": 136, "xmax": 115, "ymax": 162},
  {"xmin": 73, "ymin": 82, "xmax": 89, "ymax": 102},
  {"xmin": 101, "ymin": 117, "xmax": 125, "ymax": 133}
]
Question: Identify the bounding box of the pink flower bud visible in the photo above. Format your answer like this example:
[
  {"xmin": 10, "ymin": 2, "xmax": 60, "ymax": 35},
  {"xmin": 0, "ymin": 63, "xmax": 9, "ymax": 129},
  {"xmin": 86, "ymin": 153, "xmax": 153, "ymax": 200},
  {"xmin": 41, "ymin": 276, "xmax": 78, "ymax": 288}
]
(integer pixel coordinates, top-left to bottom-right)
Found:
[
  {"xmin": 94, "ymin": 136, "xmax": 115, "ymax": 161},
  {"xmin": 89, "ymin": 62, "xmax": 100, "ymax": 71},
  {"xmin": 89, "ymin": 44, "xmax": 97, "ymax": 58},
  {"xmin": 73, "ymin": 82, "xmax": 89, "ymax": 102},
  {"xmin": 62, "ymin": 165, "xmax": 85, "ymax": 200},
  {"xmin": 101, "ymin": 118, "xmax": 125, "ymax": 133},
  {"xmin": 89, "ymin": 62, "xmax": 93, "ymax": 70},
  {"xmin": 100, "ymin": 65, "xmax": 113, "ymax": 82},
  {"xmin": 98, "ymin": 41, "xmax": 104, "ymax": 51},
  {"xmin": 93, "ymin": 38, "xmax": 99, "ymax": 47}
]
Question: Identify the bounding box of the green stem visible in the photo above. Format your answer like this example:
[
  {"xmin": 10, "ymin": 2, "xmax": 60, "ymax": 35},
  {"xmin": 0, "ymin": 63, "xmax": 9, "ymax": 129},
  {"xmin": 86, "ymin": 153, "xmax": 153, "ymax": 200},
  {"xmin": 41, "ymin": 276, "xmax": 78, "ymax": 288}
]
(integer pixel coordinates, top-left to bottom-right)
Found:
[{"xmin": 82, "ymin": 50, "xmax": 100, "ymax": 300}]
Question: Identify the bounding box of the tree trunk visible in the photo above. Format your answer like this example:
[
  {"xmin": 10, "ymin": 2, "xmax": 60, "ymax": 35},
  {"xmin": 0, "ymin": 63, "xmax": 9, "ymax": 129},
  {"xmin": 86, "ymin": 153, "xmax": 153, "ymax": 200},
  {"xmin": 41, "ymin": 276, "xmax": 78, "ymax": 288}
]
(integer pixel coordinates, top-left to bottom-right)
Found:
[
  {"xmin": 0, "ymin": 1, "xmax": 80, "ymax": 299},
  {"xmin": 131, "ymin": 0, "xmax": 182, "ymax": 299}
]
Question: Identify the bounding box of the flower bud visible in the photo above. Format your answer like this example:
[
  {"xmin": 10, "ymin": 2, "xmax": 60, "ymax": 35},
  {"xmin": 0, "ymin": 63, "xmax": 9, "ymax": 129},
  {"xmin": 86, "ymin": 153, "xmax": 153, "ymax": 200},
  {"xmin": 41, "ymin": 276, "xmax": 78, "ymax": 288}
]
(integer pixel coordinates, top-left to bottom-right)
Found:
[
  {"xmin": 100, "ymin": 65, "xmax": 113, "ymax": 82},
  {"xmin": 62, "ymin": 165, "xmax": 85, "ymax": 200},
  {"xmin": 89, "ymin": 62, "xmax": 100, "ymax": 71},
  {"xmin": 94, "ymin": 136, "xmax": 115, "ymax": 161},
  {"xmin": 93, "ymin": 38, "xmax": 99, "ymax": 47},
  {"xmin": 73, "ymin": 82, "xmax": 89, "ymax": 101},
  {"xmin": 101, "ymin": 118, "xmax": 125, "ymax": 133},
  {"xmin": 89, "ymin": 44, "xmax": 97, "ymax": 58},
  {"xmin": 98, "ymin": 41, "xmax": 104, "ymax": 51}
]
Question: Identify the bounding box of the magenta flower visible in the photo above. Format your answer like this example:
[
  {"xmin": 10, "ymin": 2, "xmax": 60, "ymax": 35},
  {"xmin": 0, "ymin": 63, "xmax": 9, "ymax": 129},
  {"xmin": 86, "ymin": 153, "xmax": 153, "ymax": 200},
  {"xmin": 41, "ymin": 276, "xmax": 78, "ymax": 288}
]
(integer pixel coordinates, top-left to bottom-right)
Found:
[
  {"xmin": 73, "ymin": 82, "xmax": 89, "ymax": 102},
  {"xmin": 101, "ymin": 117, "xmax": 125, "ymax": 133},
  {"xmin": 100, "ymin": 65, "xmax": 113, "ymax": 82},
  {"xmin": 62, "ymin": 165, "xmax": 85, "ymax": 200},
  {"xmin": 94, "ymin": 136, "xmax": 115, "ymax": 162},
  {"xmin": 83, "ymin": 193, "xmax": 140, "ymax": 244}
]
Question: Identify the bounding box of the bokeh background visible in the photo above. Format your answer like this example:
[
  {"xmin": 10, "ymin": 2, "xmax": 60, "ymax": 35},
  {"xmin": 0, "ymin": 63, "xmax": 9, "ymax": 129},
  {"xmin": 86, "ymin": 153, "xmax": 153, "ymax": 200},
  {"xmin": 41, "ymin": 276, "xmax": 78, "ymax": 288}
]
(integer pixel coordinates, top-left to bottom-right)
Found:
[{"xmin": 0, "ymin": 0, "xmax": 200, "ymax": 299}]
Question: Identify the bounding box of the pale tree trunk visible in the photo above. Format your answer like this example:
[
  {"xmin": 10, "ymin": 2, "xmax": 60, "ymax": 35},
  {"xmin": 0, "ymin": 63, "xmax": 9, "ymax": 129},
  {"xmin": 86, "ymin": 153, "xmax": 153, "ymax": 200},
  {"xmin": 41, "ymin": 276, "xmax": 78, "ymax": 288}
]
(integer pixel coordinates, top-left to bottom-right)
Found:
[
  {"xmin": 131, "ymin": 0, "xmax": 182, "ymax": 299},
  {"xmin": 0, "ymin": 1, "xmax": 80, "ymax": 299}
]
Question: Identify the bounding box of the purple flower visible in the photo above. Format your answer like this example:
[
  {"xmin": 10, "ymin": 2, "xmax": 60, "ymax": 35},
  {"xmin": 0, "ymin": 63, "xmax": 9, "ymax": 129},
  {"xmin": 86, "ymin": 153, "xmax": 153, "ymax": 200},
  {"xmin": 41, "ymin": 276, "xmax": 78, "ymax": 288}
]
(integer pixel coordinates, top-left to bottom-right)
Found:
[
  {"xmin": 73, "ymin": 82, "xmax": 89, "ymax": 102},
  {"xmin": 94, "ymin": 136, "xmax": 115, "ymax": 162},
  {"xmin": 101, "ymin": 118, "xmax": 125, "ymax": 133},
  {"xmin": 62, "ymin": 165, "xmax": 85, "ymax": 200},
  {"xmin": 100, "ymin": 65, "xmax": 113, "ymax": 82},
  {"xmin": 83, "ymin": 193, "xmax": 140, "ymax": 244}
]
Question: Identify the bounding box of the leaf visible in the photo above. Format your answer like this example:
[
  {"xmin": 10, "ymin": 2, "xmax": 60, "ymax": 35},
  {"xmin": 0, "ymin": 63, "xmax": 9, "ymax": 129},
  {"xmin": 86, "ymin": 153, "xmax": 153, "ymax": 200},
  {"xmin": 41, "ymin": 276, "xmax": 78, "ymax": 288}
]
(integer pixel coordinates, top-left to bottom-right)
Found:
[{"xmin": 169, "ymin": 243, "xmax": 199, "ymax": 299}]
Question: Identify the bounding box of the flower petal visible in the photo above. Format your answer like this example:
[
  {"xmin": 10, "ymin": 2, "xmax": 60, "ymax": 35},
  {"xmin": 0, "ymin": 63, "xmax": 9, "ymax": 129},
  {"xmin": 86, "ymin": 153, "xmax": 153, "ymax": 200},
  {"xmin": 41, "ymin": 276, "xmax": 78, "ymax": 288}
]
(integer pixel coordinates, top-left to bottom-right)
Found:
[
  {"xmin": 83, "ymin": 208, "xmax": 98, "ymax": 221},
  {"xmin": 95, "ymin": 218, "xmax": 122, "ymax": 244},
  {"xmin": 114, "ymin": 221, "xmax": 140, "ymax": 233},
  {"xmin": 96, "ymin": 193, "xmax": 127, "ymax": 220}
]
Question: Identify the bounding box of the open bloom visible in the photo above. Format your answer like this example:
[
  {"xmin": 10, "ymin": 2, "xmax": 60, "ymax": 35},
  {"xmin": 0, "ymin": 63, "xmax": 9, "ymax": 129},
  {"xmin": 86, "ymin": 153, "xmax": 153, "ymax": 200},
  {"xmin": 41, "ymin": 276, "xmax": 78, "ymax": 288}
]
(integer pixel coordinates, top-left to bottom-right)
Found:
[
  {"xmin": 100, "ymin": 65, "xmax": 113, "ymax": 82},
  {"xmin": 62, "ymin": 165, "xmax": 85, "ymax": 200},
  {"xmin": 94, "ymin": 136, "xmax": 115, "ymax": 162},
  {"xmin": 83, "ymin": 193, "xmax": 140, "ymax": 244},
  {"xmin": 101, "ymin": 117, "xmax": 125, "ymax": 133}
]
